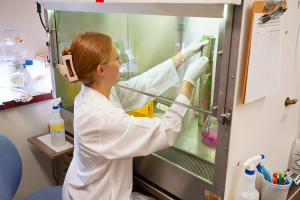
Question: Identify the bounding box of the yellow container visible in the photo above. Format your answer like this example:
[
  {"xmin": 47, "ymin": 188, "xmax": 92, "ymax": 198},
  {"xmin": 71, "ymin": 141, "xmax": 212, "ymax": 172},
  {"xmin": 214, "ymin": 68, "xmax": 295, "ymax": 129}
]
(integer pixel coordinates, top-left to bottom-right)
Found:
[{"xmin": 127, "ymin": 101, "xmax": 153, "ymax": 117}]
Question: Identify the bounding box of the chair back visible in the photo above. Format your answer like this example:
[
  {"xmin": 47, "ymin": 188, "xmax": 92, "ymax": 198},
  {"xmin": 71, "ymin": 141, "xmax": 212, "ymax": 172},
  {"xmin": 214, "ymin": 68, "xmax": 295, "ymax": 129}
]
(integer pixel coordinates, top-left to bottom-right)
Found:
[{"xmin": 0, "ymin": 134, "xmax": 22, "ymax": 200}]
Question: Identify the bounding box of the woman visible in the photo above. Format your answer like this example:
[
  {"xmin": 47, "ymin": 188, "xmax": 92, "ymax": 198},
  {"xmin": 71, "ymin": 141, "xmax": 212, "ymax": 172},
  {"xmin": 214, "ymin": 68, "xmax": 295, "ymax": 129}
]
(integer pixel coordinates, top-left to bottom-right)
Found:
[{"xmin": 58, "ymin": 32, "xmax": 209, "ymax": 200}]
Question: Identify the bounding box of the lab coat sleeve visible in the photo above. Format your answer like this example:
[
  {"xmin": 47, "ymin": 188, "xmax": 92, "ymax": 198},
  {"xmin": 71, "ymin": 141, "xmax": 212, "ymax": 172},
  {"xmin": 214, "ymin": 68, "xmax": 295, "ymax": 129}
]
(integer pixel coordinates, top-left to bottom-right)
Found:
[
  {"xmin": 115, "ymin": 59, "xmax": 179, "ymax": 112},
  {"xmin": 98, "ymin": 94, "xmax": 194, "ymax": 159}
]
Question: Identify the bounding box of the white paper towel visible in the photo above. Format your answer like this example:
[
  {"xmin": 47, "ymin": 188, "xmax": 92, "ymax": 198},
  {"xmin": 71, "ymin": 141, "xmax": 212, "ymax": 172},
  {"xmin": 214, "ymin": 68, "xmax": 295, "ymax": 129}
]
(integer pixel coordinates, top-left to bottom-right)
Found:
[{"xmin": 37, "ymin": 134, "xmax": 74, "ymax": 153}]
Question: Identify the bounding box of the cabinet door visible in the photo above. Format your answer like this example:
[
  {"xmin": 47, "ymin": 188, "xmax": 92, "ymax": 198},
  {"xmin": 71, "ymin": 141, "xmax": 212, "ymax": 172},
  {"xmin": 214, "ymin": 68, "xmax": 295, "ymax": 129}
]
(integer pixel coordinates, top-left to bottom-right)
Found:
[
  {"xmin": 56, "ymin": 157, "xmax": 69, "ymax": 178},
  {"xmin": 58, "ymin": 174, "xmax": 65, "ymax": 185}
]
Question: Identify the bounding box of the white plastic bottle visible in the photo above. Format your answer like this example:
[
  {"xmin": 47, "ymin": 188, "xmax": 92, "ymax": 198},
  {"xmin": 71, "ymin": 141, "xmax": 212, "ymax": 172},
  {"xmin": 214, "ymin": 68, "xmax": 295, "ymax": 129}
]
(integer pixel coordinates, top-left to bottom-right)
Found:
[
  {"xmin": 289, "ymin": 138, "xmax": 300, "ymax": 173},
  {"xmin": 50, "ymin": 97, "xmax": 66, "ymax": 147},
  {"xmin": 234, "ymin": 155, "xmax": 264, "ymax": 200}
]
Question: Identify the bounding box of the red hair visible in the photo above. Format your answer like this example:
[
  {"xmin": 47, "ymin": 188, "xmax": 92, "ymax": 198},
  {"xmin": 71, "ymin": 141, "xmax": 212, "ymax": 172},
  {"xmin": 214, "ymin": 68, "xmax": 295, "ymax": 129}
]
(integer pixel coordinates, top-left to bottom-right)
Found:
[{"xmin": 61, "ymin": 32, "xmax": 112, "ymax": 87}]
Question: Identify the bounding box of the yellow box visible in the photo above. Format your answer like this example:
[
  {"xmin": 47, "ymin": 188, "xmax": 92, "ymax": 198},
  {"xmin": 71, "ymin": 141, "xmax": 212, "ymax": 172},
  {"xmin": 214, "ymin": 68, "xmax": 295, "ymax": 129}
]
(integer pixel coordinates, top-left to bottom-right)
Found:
[{"xmin": 127, "ymin": 101, "xmax": 153, "ymax": 117}]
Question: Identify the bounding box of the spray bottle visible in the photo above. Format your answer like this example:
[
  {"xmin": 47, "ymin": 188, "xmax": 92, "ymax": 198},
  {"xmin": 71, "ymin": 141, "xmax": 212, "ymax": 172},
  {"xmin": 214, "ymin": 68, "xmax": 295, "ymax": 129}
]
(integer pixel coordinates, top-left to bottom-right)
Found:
[
  {"xmin": 234, "ymin": 155, "xmax": 265, "ymax": 200},
  {"xmin": 50, "ymin": 97, "xmax": 66, "ymax": 147}
]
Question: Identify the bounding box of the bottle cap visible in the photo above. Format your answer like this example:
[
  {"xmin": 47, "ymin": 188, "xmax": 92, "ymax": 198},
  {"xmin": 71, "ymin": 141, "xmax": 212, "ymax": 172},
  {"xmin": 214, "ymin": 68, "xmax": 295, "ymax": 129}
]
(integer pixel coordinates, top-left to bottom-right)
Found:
[
  {"xmin": 296, "ymin": 138, "xmax": 300, "ymax": 146},
  {"xmin": 25, "ymin": 60, "xmax": 33, "ymax": 65},
  {"xmin": 243, "ymin": 155, "xmax": 264, "ymax": 173},
  {"xmin": 245, "ymin": 169, "xmax": 255, "ymax": 175},
  {"xmin": 273, "ymin": 173, "xmax": 279, "ymax": 179}
]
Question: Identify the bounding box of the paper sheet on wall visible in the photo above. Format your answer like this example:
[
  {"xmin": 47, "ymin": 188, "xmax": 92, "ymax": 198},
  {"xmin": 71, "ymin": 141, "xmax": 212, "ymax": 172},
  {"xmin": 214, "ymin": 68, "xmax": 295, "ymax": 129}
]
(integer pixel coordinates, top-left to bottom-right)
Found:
[
  {"xmin": 244, "ymin": 13, "xmax": 285, "ymax": 104},
  {"xmin": 37, "ymin": 134, "xmax": 74, "ymax": 153}
]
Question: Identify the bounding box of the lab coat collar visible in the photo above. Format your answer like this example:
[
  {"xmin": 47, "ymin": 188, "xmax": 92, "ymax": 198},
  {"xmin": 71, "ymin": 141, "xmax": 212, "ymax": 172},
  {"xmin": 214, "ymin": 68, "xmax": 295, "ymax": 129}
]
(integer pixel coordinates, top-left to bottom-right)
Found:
[{"xmin": 81, "ymin": 84, "xmax": 114, "ymax": 107}]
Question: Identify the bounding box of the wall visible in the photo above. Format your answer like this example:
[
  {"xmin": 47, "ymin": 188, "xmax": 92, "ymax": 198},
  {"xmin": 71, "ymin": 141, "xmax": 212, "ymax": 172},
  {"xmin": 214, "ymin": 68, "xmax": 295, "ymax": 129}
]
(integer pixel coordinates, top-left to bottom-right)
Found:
[
  {"xmin": 0, "ymin": 0, "xmax": 48, "ymax": 59},
  {"xmin": 0, "ymin": 0, "xmax": 55, "ymax": 199},
  {"xmin": 225, "ymin": 0, "xmax": 300, "ymax": 199}
]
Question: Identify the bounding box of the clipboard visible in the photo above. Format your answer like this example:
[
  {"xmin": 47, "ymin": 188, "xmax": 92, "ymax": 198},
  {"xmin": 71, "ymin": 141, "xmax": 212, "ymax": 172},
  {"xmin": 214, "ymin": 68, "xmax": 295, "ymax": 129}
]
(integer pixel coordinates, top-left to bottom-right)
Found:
[{"xmin": 242, "ymin": 1, "xmax": 287, "ymax": 104}]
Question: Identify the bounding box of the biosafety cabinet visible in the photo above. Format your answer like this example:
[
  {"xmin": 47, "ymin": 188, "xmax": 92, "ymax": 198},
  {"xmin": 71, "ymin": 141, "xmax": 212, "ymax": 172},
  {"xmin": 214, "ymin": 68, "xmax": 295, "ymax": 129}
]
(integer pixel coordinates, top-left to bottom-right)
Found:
[{"xmin": 39, "ymin": 0, "xmax": 243, "ymax": 199}]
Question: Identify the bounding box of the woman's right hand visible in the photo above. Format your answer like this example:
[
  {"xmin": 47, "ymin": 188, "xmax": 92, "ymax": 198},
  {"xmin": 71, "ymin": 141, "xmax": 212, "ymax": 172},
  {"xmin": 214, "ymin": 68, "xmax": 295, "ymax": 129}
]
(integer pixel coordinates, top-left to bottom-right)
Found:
[
  {"xmin": 181, "ymin": 38, "xmax": 209, "ymax": 60},
  {"xmin": 183, "ymin": 56, "xmax": 209, "ymax": 87}
]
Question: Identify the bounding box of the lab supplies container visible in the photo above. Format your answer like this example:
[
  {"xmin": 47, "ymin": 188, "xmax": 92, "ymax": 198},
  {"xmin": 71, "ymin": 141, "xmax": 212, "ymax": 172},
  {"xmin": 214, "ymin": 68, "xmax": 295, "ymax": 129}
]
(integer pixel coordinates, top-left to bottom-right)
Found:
[
  {"xmin": 0, "ymin": 29, "xmax": 24, "ymax": 88},
  {"xmin": 23, "ymin": 60, "xmax": 35, "ymax": 93},
  {"xmin": 289, "ymin": 138, "xmax": 300, "ymax": 173},
  {"xmin": 261, "ymin": 169, "xmax": 292, "ymax": 200}
]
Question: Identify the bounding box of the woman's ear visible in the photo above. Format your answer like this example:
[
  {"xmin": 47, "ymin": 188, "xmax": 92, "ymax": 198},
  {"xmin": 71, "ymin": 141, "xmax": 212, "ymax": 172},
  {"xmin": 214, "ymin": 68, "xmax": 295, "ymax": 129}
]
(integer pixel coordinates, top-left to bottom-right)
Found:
[{"xmin": 96, "ymin": 65, "xmax": 104, "ymax": 77}]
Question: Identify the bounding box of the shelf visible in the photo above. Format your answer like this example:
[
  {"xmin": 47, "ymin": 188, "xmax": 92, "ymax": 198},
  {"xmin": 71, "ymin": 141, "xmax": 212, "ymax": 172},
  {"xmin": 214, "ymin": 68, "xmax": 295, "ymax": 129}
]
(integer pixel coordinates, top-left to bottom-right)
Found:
[
  {"xmin": 27, "ymin": 132, "xmax": 74, "ymax": 160},
  {"xmin": 0, "ymin": 92, "xmax": 53, "ymax": 111}
]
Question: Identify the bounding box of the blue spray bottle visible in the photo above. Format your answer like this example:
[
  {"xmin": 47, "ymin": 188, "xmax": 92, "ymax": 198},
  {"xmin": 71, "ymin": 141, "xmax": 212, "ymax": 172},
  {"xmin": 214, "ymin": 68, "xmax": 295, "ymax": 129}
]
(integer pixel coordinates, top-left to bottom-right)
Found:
[{"xmin": 234, "ymin": 155, "xmax": 265, "ymax": 200}]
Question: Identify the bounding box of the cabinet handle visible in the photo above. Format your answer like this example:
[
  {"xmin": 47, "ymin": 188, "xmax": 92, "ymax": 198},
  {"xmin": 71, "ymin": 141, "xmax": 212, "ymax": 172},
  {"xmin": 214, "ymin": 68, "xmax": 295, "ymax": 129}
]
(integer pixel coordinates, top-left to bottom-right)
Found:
[
  {"xmin": 62, "ymin": 168, "xmax": 68, "ymax": 175},
  {"xmin": 64, "ymin": 161, "xmax": 70, "ymax": 166}
]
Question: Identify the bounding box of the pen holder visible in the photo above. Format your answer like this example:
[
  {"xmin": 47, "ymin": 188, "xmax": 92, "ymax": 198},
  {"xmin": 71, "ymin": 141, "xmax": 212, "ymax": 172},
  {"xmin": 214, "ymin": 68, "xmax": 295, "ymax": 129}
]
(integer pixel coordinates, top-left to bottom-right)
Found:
[{"xmin": 261, "ymin": 169, "xmax": 292, "ymax": 200}]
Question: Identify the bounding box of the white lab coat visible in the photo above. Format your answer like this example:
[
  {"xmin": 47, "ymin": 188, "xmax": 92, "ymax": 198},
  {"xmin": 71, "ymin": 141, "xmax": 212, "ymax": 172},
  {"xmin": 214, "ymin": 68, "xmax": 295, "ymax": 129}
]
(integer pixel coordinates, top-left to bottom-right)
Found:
[{"xmin": 62, "ymin": 59, "xmax": 194, "ymax": 200}]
